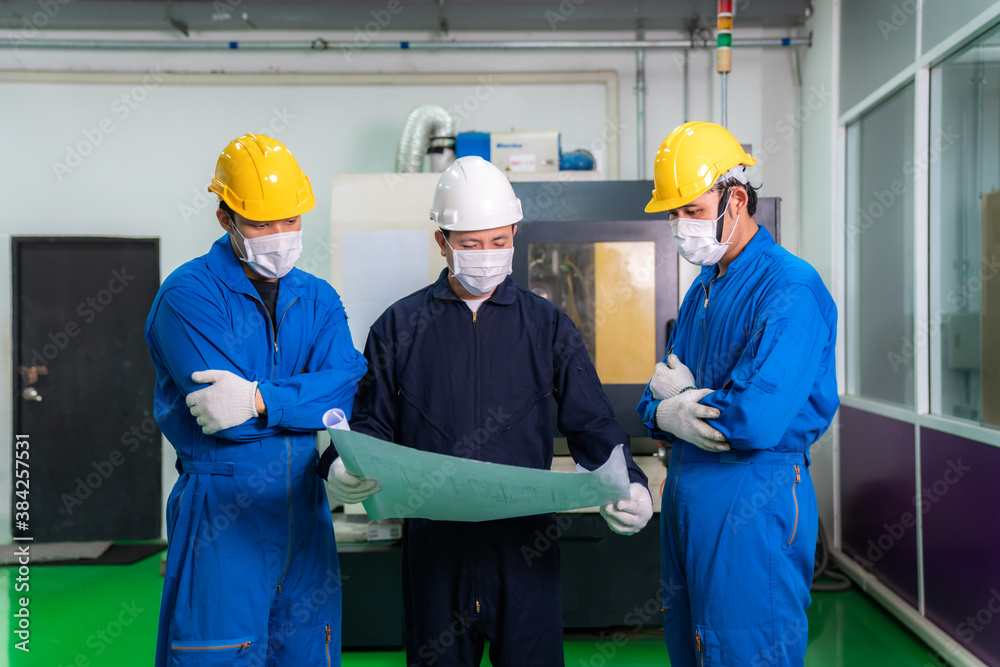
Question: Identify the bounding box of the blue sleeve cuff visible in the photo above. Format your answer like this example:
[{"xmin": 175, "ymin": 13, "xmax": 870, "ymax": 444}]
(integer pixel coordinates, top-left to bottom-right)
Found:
[{"xmin": 258, "ymin": 382, "xmax": 284, "ymax": 428}]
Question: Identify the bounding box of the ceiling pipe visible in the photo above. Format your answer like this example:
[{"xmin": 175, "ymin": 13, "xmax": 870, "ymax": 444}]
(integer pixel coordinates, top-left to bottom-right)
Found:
[
  {"xmin": 0, "ymin": 36, "xmax": 811, "ymax": 52},
  {"xmin": 635, "ymin": 29, "xmax": 646, "ymax": 180}
]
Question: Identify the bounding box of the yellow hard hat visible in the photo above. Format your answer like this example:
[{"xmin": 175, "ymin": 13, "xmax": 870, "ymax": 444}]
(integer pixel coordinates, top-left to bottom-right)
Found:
[
  {"xmin": 208, "ymin": 133, "xmax": 315, "ymax": 222},
  {"xmin": 645, "ymin": 121, "xmax": 756, "ymax": 213}
]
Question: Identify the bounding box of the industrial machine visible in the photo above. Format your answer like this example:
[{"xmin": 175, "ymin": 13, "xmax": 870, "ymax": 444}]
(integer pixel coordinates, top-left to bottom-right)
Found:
[
  {"xmin": 512, "ymin": 181, "xmax": 780, "ymax": 455},
  {"xmin": 394, "ymin": 103, "xmax": 598, "ymax": 177}
]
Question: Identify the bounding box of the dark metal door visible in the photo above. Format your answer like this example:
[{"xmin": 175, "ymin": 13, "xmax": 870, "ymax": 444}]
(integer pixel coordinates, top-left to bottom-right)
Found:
[{"xmin": 12, "ymin": 238, "xmax": 161, "ymax": 542}]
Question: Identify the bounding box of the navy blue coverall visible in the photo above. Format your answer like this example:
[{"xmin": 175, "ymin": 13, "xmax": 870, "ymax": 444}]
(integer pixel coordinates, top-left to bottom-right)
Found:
[
  {"xmin": 637, "ymin": 226, "xmax": 839, "ymax": 666},
  {"xmin": 348, "ymin": 270, "xmax": 648, "ymax": 667},
  {"xmin": 146, "ymin": 235, "xmax": 366, "ymax": 666}
]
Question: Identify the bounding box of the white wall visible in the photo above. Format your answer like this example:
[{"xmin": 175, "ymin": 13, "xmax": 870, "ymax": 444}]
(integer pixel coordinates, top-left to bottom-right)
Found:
[{"xmin": 0, "ymin": 26, "xmax": 802, "ymax": 541}]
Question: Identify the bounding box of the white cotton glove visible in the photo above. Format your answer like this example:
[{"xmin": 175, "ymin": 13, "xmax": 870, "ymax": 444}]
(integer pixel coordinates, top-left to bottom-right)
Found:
[
  {"xmin": 600, "ymin": 483, "xmax": 654, "ymax": 535},
  {"xmin": 326, "ymin": 457, "xmax": 382, "ymax": 505},
  {"xmin": 186, "ymin": 370, "xmax": 259, "ymax": 435},
  {"xmin": 649, "ymin": 354, "xmax": 696, "ymax": 401},
  {"xmin": 655, "ymin": 388, "xmax": 730, "ymax": 452}
]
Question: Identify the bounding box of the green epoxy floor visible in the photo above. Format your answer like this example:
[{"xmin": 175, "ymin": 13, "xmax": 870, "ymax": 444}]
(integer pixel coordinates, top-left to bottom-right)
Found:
[{"xmin": 2, "ymin": 555, "xmax": 940, "ymax": 666}]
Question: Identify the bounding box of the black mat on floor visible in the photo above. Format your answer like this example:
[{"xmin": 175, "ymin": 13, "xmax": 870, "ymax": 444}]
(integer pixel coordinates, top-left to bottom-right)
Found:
[{"xmin": 24, "ymin": 542, "xmax": 166, "ymax": 567}]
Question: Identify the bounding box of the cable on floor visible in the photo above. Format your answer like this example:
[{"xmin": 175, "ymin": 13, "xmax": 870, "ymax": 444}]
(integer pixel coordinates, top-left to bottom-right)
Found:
[{"xmin": 811, "ymin": 517, "xmax": 852, "ymax": 592}]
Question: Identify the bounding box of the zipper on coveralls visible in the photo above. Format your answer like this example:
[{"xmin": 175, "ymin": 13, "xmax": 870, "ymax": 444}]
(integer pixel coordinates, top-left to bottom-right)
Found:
[
  {"xmin": 472, "ymin": 305, "xmax": 481, "ymax": 618},
  {"xmin": 325, "ymin": 625, "xmax": 332, "ymax": 666},
  {"xmin": 668, "ymin": 445, "xmax": 686, "ymax": 594},
  {"xmin": 252, "ymin": 292, "xmax": 298, "ymax": 365},
  {"xmin": 695, "ymin": 630, "xmax": 704, "ymax": 667},
  {"xmin": 171, "ymin": 640, "xmax": 252, "ymax": 653},
  {"xmin": 697, "ymin": 276, "xmax": 720, "ymax": 388},
  {"xmin": 472, "ymin": 306, "xmax": 480, "ymax": 460},
  {"xmin": 670, "ymin": 277, "xmax": 718, "ymax": 600},
  {"xmin": 269, "ymin": 298, "xmax": 297, "ymax": 595},
  {"xmin": 252, "ymin": 294, "xmax": 276, "ymax": 355},
  {"xmin": 272, "ymin": 298, "xmax": 297, "ymax": 356},
  {"xmin": 787, "ymin": 465, "xmax": 801, "ymax": 547},
  {"xmin": 276, "ymin": 434, "xmax": 293, "ymax": 593}
]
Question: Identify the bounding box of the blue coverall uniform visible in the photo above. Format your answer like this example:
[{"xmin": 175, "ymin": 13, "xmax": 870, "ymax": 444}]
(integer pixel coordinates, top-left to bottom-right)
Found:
[
  {"xmin": 145, "ymin": 235, "xmax": 366, "ymax": 666},
  {"xmin": 637, "ymin": 226, "xmax": 839, "ymax": 666},
  {"xmin": 346, "ymin": 270, "xmax": 648, "ymax": 667}
]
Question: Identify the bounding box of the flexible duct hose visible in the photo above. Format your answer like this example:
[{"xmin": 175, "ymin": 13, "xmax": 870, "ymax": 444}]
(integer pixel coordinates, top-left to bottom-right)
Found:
[{"xmin": 394, "ymin": 103, "xmax": 455, "ymax": 173}]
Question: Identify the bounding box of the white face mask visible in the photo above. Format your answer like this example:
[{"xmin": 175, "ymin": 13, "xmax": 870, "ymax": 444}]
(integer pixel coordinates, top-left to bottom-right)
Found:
[
  {"xmin": 670, "ymin": 191, "xmax": 740, "ymax": 267},
  {"xmin": 446, "ymin": 239, "xmax": 514, "ymax": 296},
  {"xmin": 230, "ymin": 220, "xmax": 302, "ymax": 280}
]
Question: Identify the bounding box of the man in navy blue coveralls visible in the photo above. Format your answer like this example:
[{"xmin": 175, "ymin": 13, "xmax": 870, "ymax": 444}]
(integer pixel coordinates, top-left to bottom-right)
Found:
[
  {"xmin": 319, "ymin": 156, "xmax": 654, "ymax": 667},
  {"xmin": 637, "ymin": 122, "xmax": 839, "ymax": 666},
  {"xmin": 146, "ymin": 134, "xmax": 366, "ymax": 666}
]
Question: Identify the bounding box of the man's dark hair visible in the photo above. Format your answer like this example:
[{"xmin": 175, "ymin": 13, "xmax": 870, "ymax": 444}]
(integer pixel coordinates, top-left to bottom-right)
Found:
[
  {"xmin": 438, "ymin": 224, "xmax": 517, "ymax": 242},
  {"xmin": 707, "ymin": 175, "xmax": 759, "ymax": 241},
  {"xmin": 218, "ymin": 200, "xmax": 237, "ymax": 224},
  {"xmin": 709, "ymin": 177, "xmax": 759, "ymax": 218}
]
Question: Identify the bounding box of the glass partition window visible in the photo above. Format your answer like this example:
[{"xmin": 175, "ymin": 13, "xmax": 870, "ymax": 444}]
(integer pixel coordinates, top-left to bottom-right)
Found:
[
  {"xmin": 846, "ymin": 84, "xmax": 916, "ymax": 407},
  {"xmin": 930, "ymin": 25, "xmax": 1000, "ymax": 427},
  {"xmin": 840, "ymin": 0, "xmax": 917, "ymax": 114}
]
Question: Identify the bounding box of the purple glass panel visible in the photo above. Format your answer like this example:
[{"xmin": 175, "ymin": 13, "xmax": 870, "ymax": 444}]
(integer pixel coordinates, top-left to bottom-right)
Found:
[
  {"xmin": 840, "ymin": 406, "xmax": 919, "ymax": 607},
  {"xmin": 921, "ymin": 427, "xmax": 1000, "ymax": 666}
]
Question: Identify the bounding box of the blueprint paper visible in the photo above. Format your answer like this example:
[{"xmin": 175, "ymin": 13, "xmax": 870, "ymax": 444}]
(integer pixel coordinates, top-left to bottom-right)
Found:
[
  {"xmin": 326, "ymin": 408, "xmax": 350, "ymax": 432},
  {"xmin": 323, "ymin": 409, "xmax": 630, "ymax": 522}
]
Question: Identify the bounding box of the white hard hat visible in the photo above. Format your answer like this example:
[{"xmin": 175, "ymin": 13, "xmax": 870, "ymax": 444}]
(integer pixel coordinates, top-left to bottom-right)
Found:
[{"xmin": 430, "ymin": 156, "xmax": 523, "ymax": 231}]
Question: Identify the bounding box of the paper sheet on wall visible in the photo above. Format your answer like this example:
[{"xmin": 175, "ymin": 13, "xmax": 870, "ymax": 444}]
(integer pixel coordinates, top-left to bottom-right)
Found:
[{"xmin": 323, "ymin": 409, "xmax": 630, "ymax": 522}]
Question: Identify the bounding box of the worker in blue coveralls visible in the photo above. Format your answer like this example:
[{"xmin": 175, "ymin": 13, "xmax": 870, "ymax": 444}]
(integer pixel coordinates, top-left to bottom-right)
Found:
[
  {"xmin": 317, "ymin": 156, "xmax": 654, "ymax": 667},
  {"xmin": 637, "ymin": 122, "xmax": 839, "ymax": 666},
  {"xmin": 145, "ymin": 133, "xmax": 366, "ymax": 666}
]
